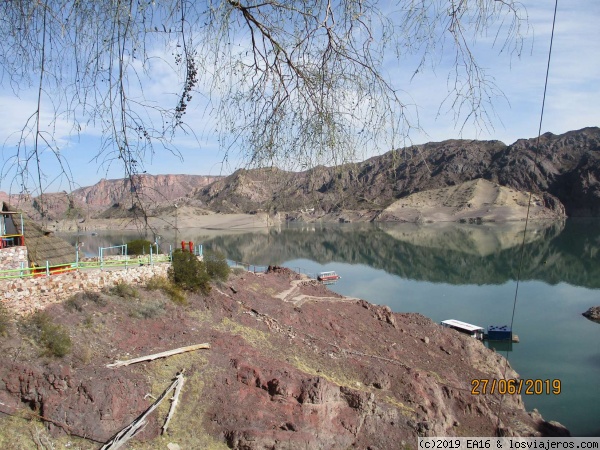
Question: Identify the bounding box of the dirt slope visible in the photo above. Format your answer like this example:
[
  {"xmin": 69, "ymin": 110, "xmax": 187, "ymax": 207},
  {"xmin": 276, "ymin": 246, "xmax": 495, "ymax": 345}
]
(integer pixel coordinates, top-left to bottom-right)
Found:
[
  {"xmin": 376, "ymin": 179, "xmax": 561, "ymax": 223},
  {"xmin": 0, "ymin": 269, "xmax": 568, "ymax": 449}
]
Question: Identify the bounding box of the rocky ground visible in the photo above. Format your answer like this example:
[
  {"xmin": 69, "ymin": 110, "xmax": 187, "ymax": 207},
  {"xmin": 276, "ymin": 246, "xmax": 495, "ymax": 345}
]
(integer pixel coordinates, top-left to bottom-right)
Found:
[
  {"xmin": 582, "ymin": 306, "xmax": 600, "ymax": 323},
  {"xmin": 0, "ymin": 268, "xmax": 568, "ymax": 449}
]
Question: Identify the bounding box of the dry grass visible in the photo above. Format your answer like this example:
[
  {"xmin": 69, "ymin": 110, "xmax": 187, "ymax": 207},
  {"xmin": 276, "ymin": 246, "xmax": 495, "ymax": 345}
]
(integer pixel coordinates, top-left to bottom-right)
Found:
[
  {"xmin": 128, "ymin": 352, "xmax": 228, "ymax": 449},
  {"xmin": 146, "ymin": 275, "xmax": 187, "ymax": 305},
  {"xmin": 22, "ymin": 311, "xmax": 72, "ymax": 357},
  {"xmin": 385, "ymin": 395, "xmax": 417, "ymax": 417},
  {"xmin": 110, "ymin": 281, "xmax": 140, "ymax": 299},
  {"xmin": 0, "ymin": 303, "xmax": 11, "ymax": 337},
  {"xmin": 0, "ymin": 412, "xmax": 95, "ymax": 450},
  {"xmin": 217, "ymin": 317, "xmax": 272, "ymax": 349}
]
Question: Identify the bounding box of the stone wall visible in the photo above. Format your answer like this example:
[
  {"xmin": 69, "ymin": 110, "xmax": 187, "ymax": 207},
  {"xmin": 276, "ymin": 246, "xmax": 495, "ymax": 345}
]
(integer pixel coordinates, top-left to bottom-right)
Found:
[
  {"xmin": 0, "ymin": 246, "xmax": 28, "ymax": 272},
  {"xmin": 0, "ymin": 263, "xmax": 169, "ymax": 316}
]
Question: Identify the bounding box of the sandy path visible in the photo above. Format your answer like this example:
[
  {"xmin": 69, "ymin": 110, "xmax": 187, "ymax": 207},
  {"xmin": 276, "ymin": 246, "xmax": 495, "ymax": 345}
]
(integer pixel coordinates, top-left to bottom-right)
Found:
[{"xmin": 274, "ymin": 278, "xmax": 358, "ymax": 306}]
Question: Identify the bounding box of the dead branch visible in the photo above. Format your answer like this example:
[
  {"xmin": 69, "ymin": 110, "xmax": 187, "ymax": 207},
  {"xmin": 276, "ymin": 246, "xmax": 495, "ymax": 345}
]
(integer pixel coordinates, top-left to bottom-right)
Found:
[
  {"xmin": 106, "ymin": 343, "xmax": 210, "ymax": 368},
  {"xmin": 101, "ymin": 371, "xmax": 185, "ymax": 450},
  {"xmin": 162, "ymin": 371, "xmax": 185, "ymax": 435}
]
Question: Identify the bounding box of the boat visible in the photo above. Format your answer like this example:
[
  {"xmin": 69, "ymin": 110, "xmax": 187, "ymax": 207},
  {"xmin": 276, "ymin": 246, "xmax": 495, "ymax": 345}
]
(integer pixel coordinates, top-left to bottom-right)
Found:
[
  {"xmin": 487, "ymin": 325, "xmax": 519, "ymax": 343},
  {"xmin": 441, "ymin": 319, "xmax": 485, "ymax": 340},
  {"xmin": 317, "ymin": 271, "xmax": 341, "ymax": 282}
]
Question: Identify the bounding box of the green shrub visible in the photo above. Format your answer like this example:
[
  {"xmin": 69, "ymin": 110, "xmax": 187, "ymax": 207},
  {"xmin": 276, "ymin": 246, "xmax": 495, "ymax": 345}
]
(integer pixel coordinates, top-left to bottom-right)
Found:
[
  {"xmin": 28, "ymin": 311, "xmax": 72, "ymax": 357},
  {"xmin": 110, "ymin": 281, "xmax": 140, "ymax": 299},
  {"xmin": 146, "ymin": 276, "xmax": 187, "ymax": 305},
  {"xmin": 126, "ymin": 239, "xmax": 157, "ymax": 255},
  {"xmin": 29, "ymin": 311, "xmax": 50, "ymax": 330},
  {"xmin": 168, "ymin": 249, "xmax": 211, "ymax": 294},
  {"xmin": 41, "ymin": 323, "xmax": 72, "ymax": 357},
  {"xmin": 204, "ymin": 250, "xmax": 230, "ymax": 282},
  {"xmin": 0, "ymin": 303, "xmax": 10, "ymax": 337}
]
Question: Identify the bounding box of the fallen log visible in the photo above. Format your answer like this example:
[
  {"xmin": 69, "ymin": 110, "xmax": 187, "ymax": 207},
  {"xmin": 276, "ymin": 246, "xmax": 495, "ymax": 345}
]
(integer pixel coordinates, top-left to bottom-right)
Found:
[
  {"xmin": 106, "ymin": 343, "xmax": 210, "ymax": 368},
  {"xmin": 101, "ymin": 371, "xmax": 185, "ymax": 450}
]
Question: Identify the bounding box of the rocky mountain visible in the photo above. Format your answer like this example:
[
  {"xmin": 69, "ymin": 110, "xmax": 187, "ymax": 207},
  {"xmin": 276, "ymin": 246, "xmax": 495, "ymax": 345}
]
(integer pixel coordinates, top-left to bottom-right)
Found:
[
  {"xmin": 3, "ymin": 127, "xmax": 598, "ymax": 222},
  {"xmin": 2, "ymin": 174, "xmax": 221, "ymax": 221},
  {"xmin": 72, "ymin": 174, "xmax": 219, "ymax": 208},
  {"xmin": 194, "ymin": 127, "xmax": 600, "ymax": 218}
]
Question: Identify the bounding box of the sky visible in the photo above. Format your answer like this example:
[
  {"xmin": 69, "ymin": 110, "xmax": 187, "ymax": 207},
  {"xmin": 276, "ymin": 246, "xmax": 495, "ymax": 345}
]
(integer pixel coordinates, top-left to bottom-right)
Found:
[{"xmin": 0, "ymin": 0, "xmax": 598, "ymax": 194}]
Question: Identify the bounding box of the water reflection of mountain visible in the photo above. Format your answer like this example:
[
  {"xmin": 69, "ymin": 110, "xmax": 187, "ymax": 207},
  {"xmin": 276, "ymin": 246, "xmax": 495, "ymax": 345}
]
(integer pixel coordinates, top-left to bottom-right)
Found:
[
  {"xmin": 59, "ymin": 219, "xmax": 600, "ymax": 288},
  {"xmin": 203, "ymin": 220, "xmax": 600, "ymax": 289}
]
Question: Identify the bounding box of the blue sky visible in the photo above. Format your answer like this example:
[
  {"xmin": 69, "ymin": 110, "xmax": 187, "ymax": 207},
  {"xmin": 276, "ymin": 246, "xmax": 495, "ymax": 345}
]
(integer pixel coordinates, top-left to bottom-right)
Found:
[{"xmin": 0, "ymin": 0, "xmax": 598, "ymax": 194}]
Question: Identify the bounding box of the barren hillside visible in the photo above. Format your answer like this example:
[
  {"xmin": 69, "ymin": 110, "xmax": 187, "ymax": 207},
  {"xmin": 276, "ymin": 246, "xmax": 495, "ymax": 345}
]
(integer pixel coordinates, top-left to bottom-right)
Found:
[
  {"xmin": 194, "ymin": 127, "xmax": 599, "ymax": 218},
  {"xmin": 3, "ymin": 127, "xmax": 599, "ymax": 223},
  {"xmin": 0, "ymin": 269, "xmax": 568, "ymax": 448}
]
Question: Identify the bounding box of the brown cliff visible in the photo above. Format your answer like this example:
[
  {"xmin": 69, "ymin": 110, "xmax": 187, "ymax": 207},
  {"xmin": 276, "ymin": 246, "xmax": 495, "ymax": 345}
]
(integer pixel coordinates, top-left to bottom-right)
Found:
[
  {"xmin": 2, "ymin": 174, "xmax": 220, "ymax": 222},
  {"xmin": 194, "ymin": 127, "xmax": 599, "ymax": 219}
]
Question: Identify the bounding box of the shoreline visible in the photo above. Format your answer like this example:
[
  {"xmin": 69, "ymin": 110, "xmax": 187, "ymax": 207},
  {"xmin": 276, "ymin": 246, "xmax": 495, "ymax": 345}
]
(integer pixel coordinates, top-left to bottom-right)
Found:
[{"xmin": 48, "ymin": 209, "xmax": 567, "ymax": 235}]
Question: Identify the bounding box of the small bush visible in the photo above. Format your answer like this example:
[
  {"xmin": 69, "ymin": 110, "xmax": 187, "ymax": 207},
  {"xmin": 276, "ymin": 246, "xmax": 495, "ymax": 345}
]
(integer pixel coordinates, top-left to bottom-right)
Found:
[
  {"xmin": 204, "ymin": 250, "xmax": 230, "ymax": 282},
  {"xmin": 41, "ymin": 323, "xmax": 72, "ymax": 357},
  {"xmin": 168, "ymin": 250, "xmax": 211, "ymax": 294},
  {"xmin": 74, "ymin": 343, "xmax": 93, "ymax": 364},
  {"xmin": 64, "ymin": 296, "xmax": 84, "ymax": 313},
  {"xmin": 64, "ymin": 291, "xmax": 107, "ymax": 313},
  {"xmin": 146, "ymin": 275, "xmax": 169, "ymax": 290},
  {"xmin": 84, "ymin": 290, "xmax": 107, "ymax": 306},
  {"xmin": 83, "ymin": 315, "xmax": 94, "ymax": 328},
  {"xmin": 29, "ymin": 310, "xmax": 51, "ymax": 330},
  {"xmin": 146, "ymin": 276, "xmax": 187, "ymax": 305},
  {"xmin": 230, "ymin": 266, "xmax": 247, "ymax": 275},
  {"xmin": 110, "ymin": 281, "xmax": 140, "ymax": 299},
  {"xmin": 0, "ymin": 303, "xmax": 11, "ymax": 337},
  {"xmin": 126, "ymin": 239, "xmax": 157, "ymax": 255},
  {"xmin": 128, "ymin": 299, "xmax": 165, "ymax": 319},
  {"xmin": 28, "ymin": 311, "xmax": 72, "ymax": 357}
]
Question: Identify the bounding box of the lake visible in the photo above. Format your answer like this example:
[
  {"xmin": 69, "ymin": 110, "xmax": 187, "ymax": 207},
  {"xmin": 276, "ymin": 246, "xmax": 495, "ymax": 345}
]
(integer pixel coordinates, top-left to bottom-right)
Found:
[{"xmin": 61, "ymin": 218, "xmax": 600, "ymax": 436}]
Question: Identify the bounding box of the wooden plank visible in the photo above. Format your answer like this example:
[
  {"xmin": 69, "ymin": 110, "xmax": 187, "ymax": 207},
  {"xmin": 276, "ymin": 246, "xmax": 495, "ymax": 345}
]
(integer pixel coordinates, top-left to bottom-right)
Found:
[{"xmin": 106, "ymin": 343, "xmax": 210, "ymax": 368}]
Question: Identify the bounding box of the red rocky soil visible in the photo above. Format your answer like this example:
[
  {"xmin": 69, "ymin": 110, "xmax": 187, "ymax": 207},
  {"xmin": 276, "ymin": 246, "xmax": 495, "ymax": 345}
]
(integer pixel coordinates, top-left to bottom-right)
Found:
[{"xmin": 0, "ymin": 268, "xmax": 568, "ymax": 448}]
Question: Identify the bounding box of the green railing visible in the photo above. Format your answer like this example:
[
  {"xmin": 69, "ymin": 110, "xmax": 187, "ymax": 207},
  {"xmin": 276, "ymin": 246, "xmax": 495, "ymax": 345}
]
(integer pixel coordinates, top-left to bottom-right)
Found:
[{"xmin": 0, "ymin": 254, "xmax": 171, "ymax": 281}]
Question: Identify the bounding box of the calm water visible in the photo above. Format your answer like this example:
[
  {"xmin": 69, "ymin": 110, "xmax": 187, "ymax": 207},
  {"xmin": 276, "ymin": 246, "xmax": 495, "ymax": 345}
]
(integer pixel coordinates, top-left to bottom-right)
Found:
[{"xmin": 62, "ymin": 219, "xmax": 600, "ymax": 436}]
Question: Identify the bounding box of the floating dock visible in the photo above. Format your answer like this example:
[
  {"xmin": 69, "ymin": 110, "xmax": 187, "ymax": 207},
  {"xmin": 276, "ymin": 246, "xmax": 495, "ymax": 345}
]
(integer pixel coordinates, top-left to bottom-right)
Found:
[{"xmin": 486, "ymin": 325, "xmax": 519, "ymax": 343}]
